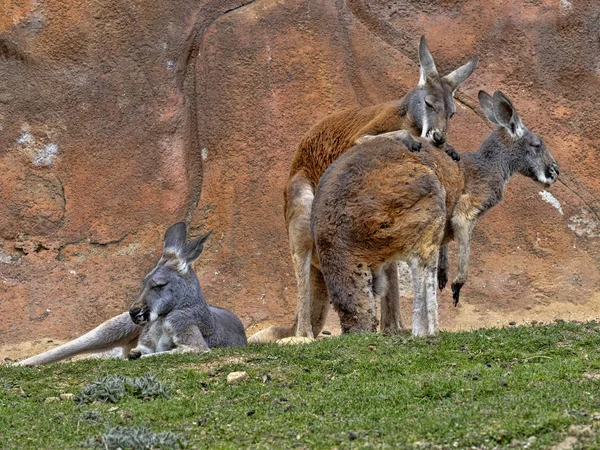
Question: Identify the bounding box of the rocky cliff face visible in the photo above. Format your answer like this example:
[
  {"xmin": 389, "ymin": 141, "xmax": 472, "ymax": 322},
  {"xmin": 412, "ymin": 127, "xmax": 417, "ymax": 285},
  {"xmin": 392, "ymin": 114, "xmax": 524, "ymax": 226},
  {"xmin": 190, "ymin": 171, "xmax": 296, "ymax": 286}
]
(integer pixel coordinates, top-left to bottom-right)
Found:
[{"xmin": 1, "ymin": 0, "xmax": 599, "ymax": 355}]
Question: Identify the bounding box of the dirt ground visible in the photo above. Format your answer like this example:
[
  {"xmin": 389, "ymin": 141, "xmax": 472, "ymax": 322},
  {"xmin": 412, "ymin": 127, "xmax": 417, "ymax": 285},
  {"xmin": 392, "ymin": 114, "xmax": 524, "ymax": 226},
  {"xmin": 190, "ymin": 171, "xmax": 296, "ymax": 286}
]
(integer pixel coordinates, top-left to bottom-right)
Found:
[{"xmin": 5, "ymin": 292, "xmax": 599, "ymax": 362}]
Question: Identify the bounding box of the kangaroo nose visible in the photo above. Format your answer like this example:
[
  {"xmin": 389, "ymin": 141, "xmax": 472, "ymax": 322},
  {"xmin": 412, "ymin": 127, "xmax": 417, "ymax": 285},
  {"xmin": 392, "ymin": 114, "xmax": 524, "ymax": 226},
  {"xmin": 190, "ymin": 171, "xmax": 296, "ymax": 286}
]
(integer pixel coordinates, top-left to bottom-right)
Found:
[
  {"xmin": 546, "ymin": 163, "xmax": 560, "ymax": 182},
  {"xmin": 432, "ymin": 131, "xmax": 446, "ymax": 147},
  {"xmin": 129, "ymin": 306, "xmax": 148, "ymax": 324}
]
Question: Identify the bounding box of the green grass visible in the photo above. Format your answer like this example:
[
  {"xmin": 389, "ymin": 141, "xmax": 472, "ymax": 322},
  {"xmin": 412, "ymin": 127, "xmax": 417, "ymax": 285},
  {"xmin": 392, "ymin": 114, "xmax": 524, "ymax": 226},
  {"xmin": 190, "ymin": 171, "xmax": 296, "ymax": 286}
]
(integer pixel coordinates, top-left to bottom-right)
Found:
[{"xmin": 2, "ymin": 321, "xmax": 600, "ymax": 449}]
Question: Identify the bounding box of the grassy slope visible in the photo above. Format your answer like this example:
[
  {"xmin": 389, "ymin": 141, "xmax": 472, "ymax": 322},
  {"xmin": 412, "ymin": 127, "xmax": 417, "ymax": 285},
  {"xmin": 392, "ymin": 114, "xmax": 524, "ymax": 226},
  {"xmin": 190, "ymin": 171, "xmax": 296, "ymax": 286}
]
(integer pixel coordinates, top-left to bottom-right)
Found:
[{"xmin": 2, "ymin": 322, "xmax": 600, "ymax": 449}]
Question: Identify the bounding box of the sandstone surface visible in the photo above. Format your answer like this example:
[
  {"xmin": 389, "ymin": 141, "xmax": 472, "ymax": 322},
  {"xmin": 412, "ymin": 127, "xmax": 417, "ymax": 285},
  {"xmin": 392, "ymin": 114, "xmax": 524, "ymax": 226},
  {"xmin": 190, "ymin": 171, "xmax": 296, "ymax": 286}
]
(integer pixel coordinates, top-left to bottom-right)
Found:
[{"xmin": 1, "ymin": 0, "xmax": 599, "ymax": 357}]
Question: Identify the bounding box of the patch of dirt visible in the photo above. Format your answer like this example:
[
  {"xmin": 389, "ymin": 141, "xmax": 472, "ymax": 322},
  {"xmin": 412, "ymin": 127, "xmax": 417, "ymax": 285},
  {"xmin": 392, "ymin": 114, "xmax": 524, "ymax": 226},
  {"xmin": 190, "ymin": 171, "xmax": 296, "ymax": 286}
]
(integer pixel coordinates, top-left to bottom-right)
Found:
[
  {"xmin": 0, "ymin": 338, "xmax": 67, "ymax": 362},
  {"xmin": 177, "ymin": 356, "xmax": 253, "ymax": 373}
]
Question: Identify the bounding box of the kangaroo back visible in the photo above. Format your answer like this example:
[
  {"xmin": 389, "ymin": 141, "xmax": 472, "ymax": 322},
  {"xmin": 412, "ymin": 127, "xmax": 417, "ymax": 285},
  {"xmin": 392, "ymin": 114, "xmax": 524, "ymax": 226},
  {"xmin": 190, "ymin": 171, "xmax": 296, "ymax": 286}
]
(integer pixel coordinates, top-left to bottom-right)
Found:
[
  {"xmin": 287, "ymin": 36, "xmax": 478, "ymax": 196},
  {"xmin": 206, "ymin": 306, "xmax": 248, "ymax": 348}
]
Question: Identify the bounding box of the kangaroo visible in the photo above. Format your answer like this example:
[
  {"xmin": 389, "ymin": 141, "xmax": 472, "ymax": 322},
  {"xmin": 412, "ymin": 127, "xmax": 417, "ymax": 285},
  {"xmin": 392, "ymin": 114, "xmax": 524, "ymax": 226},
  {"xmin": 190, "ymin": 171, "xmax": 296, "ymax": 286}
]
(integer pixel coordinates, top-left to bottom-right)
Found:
[
  {"xmin": 127, "ymin": 222, "xmax": 246, "ymax": 358},
  {"xmin": 17, "ymin": 222, "xmax": 247, "ymax": 366},
  {"xmin": 248, "ymin": 36, "xmax": 478, "ymax": 343},
  {"xmin": 311, "ymin": 91, "xmax": 559, "ymax": 336}
]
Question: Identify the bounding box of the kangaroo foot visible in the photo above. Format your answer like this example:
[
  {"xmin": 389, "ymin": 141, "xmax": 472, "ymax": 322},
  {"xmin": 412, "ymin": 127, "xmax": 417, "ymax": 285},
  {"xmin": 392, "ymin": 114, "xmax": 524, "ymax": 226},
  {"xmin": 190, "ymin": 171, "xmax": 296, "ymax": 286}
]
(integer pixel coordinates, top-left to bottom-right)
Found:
[
  {"xmin": 277, "ymin": 336, "xmax": 315, "ymax": 346},
  {"xmin": 128, "ymin": 349, "xmax": 142, "ymax": 360},
  {"xmin": 438, "ymin": 266, "xmax": 448, "ymax": 291}
]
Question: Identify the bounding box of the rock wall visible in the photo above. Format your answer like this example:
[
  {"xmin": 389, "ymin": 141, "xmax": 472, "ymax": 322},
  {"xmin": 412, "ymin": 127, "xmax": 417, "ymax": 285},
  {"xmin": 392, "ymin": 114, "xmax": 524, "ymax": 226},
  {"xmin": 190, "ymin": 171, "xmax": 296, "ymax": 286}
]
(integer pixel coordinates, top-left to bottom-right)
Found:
[{"xmin": 1, "ymin": 0, "xmax": 599, "ymax": 355}]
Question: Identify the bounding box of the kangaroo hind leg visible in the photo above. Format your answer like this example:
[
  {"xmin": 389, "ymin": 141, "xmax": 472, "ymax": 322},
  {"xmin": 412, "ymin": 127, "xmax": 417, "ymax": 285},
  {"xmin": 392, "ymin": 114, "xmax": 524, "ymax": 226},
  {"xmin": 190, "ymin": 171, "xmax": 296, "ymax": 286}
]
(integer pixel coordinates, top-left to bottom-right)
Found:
[
  {"xmin": 309, "ymin": 268, "xmax": 331, "ymax": 337},
  {"xmin": 320, "ymin": 254, "xmax": 378, "ymax": 334},
  {"xmin": 17, "ymin": 312, "xmax": 142, "ymax": 366},
  {"xmin": 378, "ymin": 261, "xmax": 406, "ymax": 334},
  {"xmin": 287, "ymin": 174, "xmax": 317, "ymax": 338},
  {"xmin": 410, "ymin": 255, "xmax": 440, "ymax": 337}
]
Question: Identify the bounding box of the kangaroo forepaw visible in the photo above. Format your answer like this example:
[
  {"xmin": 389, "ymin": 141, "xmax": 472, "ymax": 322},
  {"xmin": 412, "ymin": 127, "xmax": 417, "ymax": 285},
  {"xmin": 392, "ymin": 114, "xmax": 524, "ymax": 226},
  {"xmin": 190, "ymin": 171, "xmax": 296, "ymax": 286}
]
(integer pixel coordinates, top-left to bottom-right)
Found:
[
  {"xmin": 129, "ymin": 306, "xmax": 150, "ymax": 325},
  {"xmin": 438, "ymin": 268, "xmax": 448, "ymax": 291},
  {"xmin": 128, "ymin": 349, "xmax": 142, "ymax": 360},
  {"xmin": 400, "ymin": 133, "xmax": 421, "ymax": 153},
  {"xmin": 451, "ymin": 282, "xmax": 464, "ymax": 307},
  {"xmin": 444, "ymin": 143, "xmax": 460, "ymax": 161}
]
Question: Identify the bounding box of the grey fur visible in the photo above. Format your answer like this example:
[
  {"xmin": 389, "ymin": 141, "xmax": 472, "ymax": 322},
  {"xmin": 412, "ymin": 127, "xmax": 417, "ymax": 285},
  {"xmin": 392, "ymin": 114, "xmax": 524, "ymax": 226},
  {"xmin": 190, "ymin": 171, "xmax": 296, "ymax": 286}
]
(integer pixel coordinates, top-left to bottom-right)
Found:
[
  {"xmin": 125, "ymin": 222, "xmax": 246, "ymax": 359},
  {"xmin": 418, "ymin": 36, "xmax": 438, "ymax": 82},
  {"xmin": 17, "ymin": 222, "xmax": 246, "ymax": 366},
  {"xmin": 447, "ymin": 90, "xmax": 559, "ymax": 305},
  {"xmin": 413, "ymin": 37, "xmax": 478, "ymax": 148},
  {"xmin": 443, "ymin": 57, "xmax": 480, "ymax": 92}
]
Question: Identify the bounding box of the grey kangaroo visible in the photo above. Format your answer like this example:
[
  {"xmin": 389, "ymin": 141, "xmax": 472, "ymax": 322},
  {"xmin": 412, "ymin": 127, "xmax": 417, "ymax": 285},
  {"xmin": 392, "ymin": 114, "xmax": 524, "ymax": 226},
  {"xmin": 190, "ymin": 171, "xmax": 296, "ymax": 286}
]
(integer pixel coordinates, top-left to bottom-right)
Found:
[
  {"xmin": 311, "ymin": 91, "xmax": 559, "ymax": 336},
  {"xmin": 248, "ymin": 36, "xmax": 478, "ymax": 344},
  {"xmin": 17, "ymin": 222, "xmax": 247, "ymax": 366}
]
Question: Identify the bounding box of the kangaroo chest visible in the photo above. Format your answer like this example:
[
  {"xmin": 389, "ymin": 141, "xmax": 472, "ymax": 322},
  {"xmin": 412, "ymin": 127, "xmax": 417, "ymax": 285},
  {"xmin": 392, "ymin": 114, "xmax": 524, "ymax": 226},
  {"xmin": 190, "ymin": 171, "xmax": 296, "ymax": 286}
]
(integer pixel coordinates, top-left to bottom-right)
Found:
[{"xmin": 139, "ymin": 317, "xmax": 176, "ymax": 353}]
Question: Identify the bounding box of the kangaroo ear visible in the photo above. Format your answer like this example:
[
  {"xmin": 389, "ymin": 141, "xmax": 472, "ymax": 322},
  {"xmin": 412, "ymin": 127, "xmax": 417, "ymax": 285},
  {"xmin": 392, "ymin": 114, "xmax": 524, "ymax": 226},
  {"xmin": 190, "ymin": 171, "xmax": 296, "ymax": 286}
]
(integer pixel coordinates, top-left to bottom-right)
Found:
[
  {"xmin": 478, "ymin": 90, "xmax": 499, "ymax": 125},
  {"xmin": 443, "ymin": 56, "xmax": 479, "ymax": 93},
  {"xmin": 492, "ymin": 91, "xmax": 527, "ymax": 139},
  {"xmin": 182, "ymin": 230, "xmax": 213, "ymax": 265},
  {"xmin": 418, "ymin": 36, "xmax": 438, "ymax": 85},
  {"xmin": 163, "ymin": 222, "xmax": 187, "ymax": 254}
]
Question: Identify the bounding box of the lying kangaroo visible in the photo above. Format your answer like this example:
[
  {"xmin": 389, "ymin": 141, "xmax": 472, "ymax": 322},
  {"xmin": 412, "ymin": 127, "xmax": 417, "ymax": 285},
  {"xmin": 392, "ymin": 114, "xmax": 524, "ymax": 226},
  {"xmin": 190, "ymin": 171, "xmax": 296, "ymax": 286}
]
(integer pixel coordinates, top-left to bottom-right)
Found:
[
  {"xmin": 311, "ymin": 91, "xmax": 559, "ymax": 336},
  {"xmin": 249, "ymin": 36, "xmax": 478, "ymax": 343},
  {"xmin": 17, "ymin": 222, "xmax": 246, "ymax": 366}
]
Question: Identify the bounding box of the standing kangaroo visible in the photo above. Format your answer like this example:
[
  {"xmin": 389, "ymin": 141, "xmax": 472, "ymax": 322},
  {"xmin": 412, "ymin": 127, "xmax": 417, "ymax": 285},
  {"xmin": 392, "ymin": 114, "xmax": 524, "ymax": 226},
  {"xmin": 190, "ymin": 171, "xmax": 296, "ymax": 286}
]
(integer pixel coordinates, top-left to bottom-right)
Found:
[
  {"xmin": 248, "ymin": 36, "xmax": 478, "ymax": 343},
  {"xmin": 17, "ymin": 222, "xmax": 246, "ymax": 366},
  {"xmin": 311, "ymin": 90, "xmax": 559, "ymax": 336}
]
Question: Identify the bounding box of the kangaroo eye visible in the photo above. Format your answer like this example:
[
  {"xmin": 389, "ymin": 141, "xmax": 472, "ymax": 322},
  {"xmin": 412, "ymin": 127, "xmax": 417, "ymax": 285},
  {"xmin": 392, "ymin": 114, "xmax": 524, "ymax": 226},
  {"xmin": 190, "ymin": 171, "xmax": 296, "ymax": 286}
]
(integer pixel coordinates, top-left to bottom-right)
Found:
[
  {"xmin": 531, "ymin": 143, "xmax": 541, "ymax": 149},
  {"xmin": 153, "ymin": 282, "xmax": 168, "ymax": 289},
  {"xmin": 449, "ymin": 111, "xmax": 455, "ymax": 119},
  {"xmin": 425, "ymin": 100, "xmax": 434, "ymax": 109}
]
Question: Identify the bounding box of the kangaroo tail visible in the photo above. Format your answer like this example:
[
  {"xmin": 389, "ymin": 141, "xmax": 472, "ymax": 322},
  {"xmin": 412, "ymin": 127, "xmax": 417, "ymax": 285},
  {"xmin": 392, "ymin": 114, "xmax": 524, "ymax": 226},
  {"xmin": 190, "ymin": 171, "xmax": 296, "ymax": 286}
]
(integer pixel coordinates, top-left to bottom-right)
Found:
[
  {"xmin": 247, "ymin": 321, "xmax": 297, "ymax": 345},
  {"xmin": 16, "ymin": 312, "xmax": 142, "ymax": 366}
]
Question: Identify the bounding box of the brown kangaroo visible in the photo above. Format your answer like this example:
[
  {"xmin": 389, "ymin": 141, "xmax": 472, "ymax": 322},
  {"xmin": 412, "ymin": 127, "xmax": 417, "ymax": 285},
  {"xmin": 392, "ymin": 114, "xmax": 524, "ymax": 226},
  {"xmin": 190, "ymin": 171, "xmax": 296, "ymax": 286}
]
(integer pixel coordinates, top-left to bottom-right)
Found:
[
  {"xmin": 311, "ymin": 90, "xmax": 559, "ymax": 336},
  {"xmin": 248, "ymin": 36, "xmax": 478, "ymax": 343}
]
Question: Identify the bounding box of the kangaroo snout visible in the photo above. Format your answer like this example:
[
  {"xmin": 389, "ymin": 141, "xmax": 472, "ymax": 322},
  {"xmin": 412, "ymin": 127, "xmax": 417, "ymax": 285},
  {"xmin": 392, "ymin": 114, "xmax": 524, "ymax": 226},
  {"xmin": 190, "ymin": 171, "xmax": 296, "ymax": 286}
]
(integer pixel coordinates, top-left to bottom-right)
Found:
[
  {"xmin": 549, "ymin": 162, "xmax": 560, "ymax": 179},
  {"xmin": 432, "ymin": 131, "xmax": 446, "ymax": 147},
  {"xmin": 544, "ymin": 161, "xmax": 560, "ymax": 185},
  {"xmin": 129, "ymin": 305, "xmax": 149, "ymax": 325}
]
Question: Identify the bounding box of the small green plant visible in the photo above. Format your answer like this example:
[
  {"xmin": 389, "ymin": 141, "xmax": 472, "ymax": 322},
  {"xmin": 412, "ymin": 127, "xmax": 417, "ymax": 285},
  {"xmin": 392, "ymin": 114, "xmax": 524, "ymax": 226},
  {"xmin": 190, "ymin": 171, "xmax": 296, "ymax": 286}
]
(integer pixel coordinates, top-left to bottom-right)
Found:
[
  {"xmin": 3, "ymin": 322, "xmax": 600, "ymax": 449},
  {"xmin": 75, "ymin": 374, "xmax": 170, "ymax": 404},
  {"xmin": 128, "ymin": 374, "xmax": 171, "ymax": 400},
  {"xmin": 81, "ymin": 426, "xmax": 185, "ymax": 449},
  {"xmin": 79, "ymin": 410, "xmax": 102, "ymax": 423}
]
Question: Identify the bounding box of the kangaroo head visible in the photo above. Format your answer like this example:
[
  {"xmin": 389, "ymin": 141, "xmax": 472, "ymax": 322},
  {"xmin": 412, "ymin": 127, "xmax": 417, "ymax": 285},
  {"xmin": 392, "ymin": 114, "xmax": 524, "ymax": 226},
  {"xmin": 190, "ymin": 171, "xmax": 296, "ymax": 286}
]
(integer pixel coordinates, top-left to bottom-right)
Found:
[
  {"xmin": 408, "ymin": 36, "xmax": 478, "ymax": 147},
  {"xmin": 478, "ymin": 90, "xmax": 559, "ymax": 187},
  {"xmin": 129, "ymin": 222, "xmax": 213, "ymax": 325}
]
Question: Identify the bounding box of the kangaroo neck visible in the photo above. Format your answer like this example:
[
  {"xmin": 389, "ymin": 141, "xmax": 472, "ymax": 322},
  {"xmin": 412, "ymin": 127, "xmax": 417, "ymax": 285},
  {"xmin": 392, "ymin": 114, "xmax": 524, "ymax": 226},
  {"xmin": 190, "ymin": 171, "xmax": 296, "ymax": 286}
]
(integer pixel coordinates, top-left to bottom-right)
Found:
[
  {"xmin": 461, "ymin": 131, "xmax": 515, "ymax": 214},
  {"xmin": 401, "ymin": 87, "xmax": 420, "ymax": 132}
]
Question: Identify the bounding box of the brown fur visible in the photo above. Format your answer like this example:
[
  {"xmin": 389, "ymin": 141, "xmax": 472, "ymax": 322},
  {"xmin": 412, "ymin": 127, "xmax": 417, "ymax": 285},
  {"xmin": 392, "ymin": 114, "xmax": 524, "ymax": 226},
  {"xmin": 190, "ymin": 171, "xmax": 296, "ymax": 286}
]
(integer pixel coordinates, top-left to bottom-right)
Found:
[
  {"xmin": 247, "ymin": 37, "xmax": 478, "ymax": 344},
  {"xmin": 249, "ymin": 100, "xmax": 422, "ymax": 344},
  {"xmin": 311, "ymin": 90, "xmax": 559, "ymax": 335},
  {"xmin": 311, "ymin": 138, "xmax": 455, "ymax": 334},
  {"xmin": 287, "ymin": 100, "xmax": 419, "ymax": 202}
]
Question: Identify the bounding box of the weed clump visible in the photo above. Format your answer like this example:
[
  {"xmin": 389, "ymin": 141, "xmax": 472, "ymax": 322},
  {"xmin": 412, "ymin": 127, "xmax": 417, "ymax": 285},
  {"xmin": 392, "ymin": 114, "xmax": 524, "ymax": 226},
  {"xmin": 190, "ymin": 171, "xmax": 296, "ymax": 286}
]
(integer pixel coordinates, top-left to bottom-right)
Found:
[
  {"xmin": 79, "ymin": 410, "xmax": 102, "ymax": 423},
  {"xmin": 75, "ymin": 374, "xmax": 170, "ymax": 404},
  {"xmin": 81, "ymin": 426, "xmax": 185, "ymax": 449}
]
